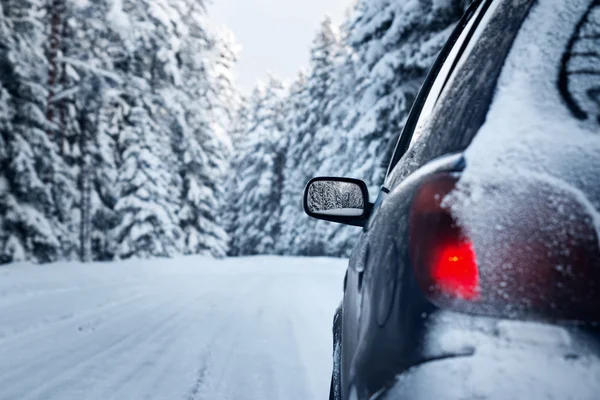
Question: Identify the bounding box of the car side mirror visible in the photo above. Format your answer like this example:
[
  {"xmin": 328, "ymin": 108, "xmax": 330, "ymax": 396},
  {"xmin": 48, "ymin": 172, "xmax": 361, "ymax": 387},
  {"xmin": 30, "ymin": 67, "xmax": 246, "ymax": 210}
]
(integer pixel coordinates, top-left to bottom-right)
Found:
[{"xmin": 303, "ymin": 177, "xmax": 373, "ymax": 227}]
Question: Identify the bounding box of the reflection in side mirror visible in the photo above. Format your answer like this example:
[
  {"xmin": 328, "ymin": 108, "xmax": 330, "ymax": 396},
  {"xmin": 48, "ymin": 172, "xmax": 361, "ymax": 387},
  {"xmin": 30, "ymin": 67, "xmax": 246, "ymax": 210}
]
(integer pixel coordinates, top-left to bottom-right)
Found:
[
  {"xmin": 303, "ymin": 177, "xmax": 372, "ymax": 227},
  {"xmin": 307, "ymin": 181, "xmax": 365, "ymax": 216}
]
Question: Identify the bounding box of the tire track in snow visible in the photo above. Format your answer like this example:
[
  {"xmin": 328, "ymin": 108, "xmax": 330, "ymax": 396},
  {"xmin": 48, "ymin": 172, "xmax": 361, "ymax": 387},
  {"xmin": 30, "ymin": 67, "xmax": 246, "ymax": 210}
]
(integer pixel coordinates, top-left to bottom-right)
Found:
[
  {"xmin": 97, "ymin": 288, "xmax": 235, "ymax": 400},
  {"xmin": 0, "ymin": 292, "xmax": 180, "ymax": 400},
  {"xmin": 184, "ymin": 275, "xmax": 270, "ymax": 400},
  {"xmin": 187, "ymin": 362, "xmax": 210, "ymax": 400},
  {"xmin": 18, "ymin": 294, "xmax": 200, "ymax": 400},
  {"xmin": 0, "ymin": 290, "xmax": 149, "ymax": 345}
]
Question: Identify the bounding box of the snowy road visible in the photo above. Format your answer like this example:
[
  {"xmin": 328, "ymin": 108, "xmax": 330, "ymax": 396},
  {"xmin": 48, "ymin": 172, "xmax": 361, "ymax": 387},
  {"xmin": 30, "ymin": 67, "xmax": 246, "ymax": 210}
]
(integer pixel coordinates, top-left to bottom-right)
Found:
[{"xmin": 0, "ymin": 256, "xmax": 346, "ymax": 400}]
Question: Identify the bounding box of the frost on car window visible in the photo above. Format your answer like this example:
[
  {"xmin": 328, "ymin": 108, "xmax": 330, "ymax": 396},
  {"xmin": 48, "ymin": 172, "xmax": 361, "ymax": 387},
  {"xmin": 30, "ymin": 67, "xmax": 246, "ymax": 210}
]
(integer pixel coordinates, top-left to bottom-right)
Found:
[{"xmin": 559, "ymin": 0, "xmax": 600, "ymax": 124}]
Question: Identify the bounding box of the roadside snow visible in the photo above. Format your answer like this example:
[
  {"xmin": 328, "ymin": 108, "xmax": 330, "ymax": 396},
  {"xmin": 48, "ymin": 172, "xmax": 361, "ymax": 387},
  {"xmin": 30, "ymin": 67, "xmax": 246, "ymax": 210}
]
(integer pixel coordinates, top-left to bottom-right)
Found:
[{"xmin": 0, "ymin": 256, "xmax": 346, "ymax": 400}]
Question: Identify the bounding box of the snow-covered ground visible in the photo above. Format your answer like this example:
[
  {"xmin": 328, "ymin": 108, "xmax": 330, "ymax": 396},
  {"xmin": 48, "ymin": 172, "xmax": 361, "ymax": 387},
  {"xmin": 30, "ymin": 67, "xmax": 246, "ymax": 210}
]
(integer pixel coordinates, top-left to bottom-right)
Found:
[{"xmin": 0, "ymin": 256, "xmax": 346, "ymax": 400}]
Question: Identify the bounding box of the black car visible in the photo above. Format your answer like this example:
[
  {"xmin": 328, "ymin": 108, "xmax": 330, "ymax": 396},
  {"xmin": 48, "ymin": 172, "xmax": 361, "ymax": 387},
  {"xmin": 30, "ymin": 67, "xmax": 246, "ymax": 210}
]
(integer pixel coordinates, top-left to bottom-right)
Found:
[{"xmin": 303, "ymin": 0, "xmax": 600, "ymax": 399}]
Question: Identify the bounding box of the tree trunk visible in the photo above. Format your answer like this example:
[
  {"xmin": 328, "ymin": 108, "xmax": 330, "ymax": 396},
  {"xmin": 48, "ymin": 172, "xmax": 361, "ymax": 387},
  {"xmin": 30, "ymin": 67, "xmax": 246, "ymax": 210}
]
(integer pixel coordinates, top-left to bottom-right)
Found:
[
  {"xmin": 78, "ymin": 107, "xmax": 91, "ymax": 262},
  {"xmin": 47, "ymin": 0, "xmax": 66, "ymax": 144}
]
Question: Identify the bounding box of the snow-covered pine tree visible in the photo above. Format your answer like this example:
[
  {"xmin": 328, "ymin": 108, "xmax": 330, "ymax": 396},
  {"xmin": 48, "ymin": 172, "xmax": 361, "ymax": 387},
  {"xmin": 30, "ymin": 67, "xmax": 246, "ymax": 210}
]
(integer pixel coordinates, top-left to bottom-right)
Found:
[
  {"xmin": 274, "ymin": 71, "xmax": 308, "ymax": 255},
  {"xmin": 172, "ymin": 115, "xmax": 230, "ymax": 257},
  {"xmin": 228, "ymin": 94, "xmax": 249, "ymax": 147},
  {"xmin": 229, "ymin": 77, "xmax": 287, "ymax": 255},
  {"xmin": 106, "ymin": 0, "xmax": 236, "ymax": 260},
  {"xmin": 277, "ymin": 17, "xmax": 343, "ymax": 256},
  {"xmin": 0, "ymin": 0, "xmax": 241, "ymax": 264},
  {"xmin": 91, "ymin": 86, "xmax": 123, "ymax": 261},
  {"xmin": 105, "ymin": 0, "xmax": 185, "ymax": 259},
  {"xmin": 166, "ymin": 0, "xmax": 233, "ymax": 257},
  {"xmin": 206, "ymin": 26, "xmax": 241, "ymax": 147},
  {"xmin": 52, "ymin": 0, "xmax": 127, "ymax": 261},
  {"xmin": 110, "ymin": 101, "xmax": 183, "ymax": 259},
  {"xmin": 222, "ymin": 95, "xmax": 248, "ymax": 254},
  {"xmin": 0, "ymin": 41, "xmax": 15, "ymax": 263},
  {"xmin": 0, "ymin": 0, "xmax": 78, "ymax": 263},
  {"xmin": 306, "ymin": 20, "xmax": 364, "ymax": 258}
]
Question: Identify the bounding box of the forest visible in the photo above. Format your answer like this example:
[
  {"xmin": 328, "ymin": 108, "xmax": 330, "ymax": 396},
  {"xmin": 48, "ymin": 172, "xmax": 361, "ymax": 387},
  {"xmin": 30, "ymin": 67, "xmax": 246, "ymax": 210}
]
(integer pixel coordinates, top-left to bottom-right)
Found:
[{"xmin": 0, "ymin": 0, "xmax": 471, "ymax": 264}]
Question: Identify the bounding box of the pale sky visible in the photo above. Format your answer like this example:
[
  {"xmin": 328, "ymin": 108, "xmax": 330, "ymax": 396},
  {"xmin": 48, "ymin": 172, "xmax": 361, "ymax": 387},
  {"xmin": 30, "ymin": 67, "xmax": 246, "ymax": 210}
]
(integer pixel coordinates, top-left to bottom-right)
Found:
[{"xmin": 209, "ymin": 0, "xmax": 353, "ymax": 92}]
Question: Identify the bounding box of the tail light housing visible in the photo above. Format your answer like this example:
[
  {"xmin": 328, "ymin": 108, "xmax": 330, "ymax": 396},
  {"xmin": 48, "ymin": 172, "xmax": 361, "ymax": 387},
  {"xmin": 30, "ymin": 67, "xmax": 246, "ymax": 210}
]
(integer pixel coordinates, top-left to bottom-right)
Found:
[{"xmin": 409, "ymin": 173, "xmax": 600, "ymax": 322}]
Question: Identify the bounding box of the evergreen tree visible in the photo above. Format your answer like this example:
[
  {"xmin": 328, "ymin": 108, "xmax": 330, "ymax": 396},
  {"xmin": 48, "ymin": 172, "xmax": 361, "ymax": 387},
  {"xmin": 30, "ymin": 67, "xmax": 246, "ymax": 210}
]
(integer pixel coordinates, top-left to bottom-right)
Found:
[
  {"xmin": 105, "ymin": 0, "xmax": 183, "ymax": 259},
  {"xmin": 103, "ymin": 0, "xmax": 234, "ymax": 260},
  {"xmin": 0, "ymin": 0, "xmax": 78, "ymax": 263},
  {"xmin": 275, "ymin": 72, "xmax": 309, "ymax": 255},
  {"xmin": 277, "ymin": 17, "xmax": 345, "ymax": 256},
  {"xmin": 90, "ymin": 87, "xmax": 123, "ymax": 261},
  {"xmin": 229, "ymin": 77, "xmax": 287, "ymax": 255},
  {"xmin": 110, "ymin": 102, "xmax": 183, "ymax": 259},
  {"xmin": 169, "ymin": 0, "xmax": 233, "ymax": 257},
  {"xmin": 60, "ymin": 0, "xmax": 135, "ymax": 261}
]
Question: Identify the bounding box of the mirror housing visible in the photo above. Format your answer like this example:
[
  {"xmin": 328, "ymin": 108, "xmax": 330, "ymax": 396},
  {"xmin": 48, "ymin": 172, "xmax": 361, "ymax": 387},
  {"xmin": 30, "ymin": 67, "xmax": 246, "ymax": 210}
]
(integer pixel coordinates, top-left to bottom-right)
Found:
[{"xmin": 303, "ymin": 177, "xmax": 373, "ymax": 227}]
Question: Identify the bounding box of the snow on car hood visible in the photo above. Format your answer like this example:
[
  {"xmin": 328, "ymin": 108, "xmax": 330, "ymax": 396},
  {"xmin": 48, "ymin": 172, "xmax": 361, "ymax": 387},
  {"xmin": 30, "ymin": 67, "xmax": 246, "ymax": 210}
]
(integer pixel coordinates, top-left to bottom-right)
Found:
[{"xmin": 447, "ymin": 0, "xmax": 600, "ymax": 257}]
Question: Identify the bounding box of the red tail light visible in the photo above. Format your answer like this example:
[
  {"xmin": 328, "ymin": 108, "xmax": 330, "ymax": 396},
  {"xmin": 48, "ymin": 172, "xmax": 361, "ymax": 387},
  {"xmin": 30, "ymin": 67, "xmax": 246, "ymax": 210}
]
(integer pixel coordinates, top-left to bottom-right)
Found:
[
  {"xmin": 432, "ymin": 240, "xmax": 479, "ymax": 300},
  {"xmin": 409, "ymin": 173, "xmax": 600, "ymax": 322},
  {"xmin": 409, "ymin": 174, "xmax": 480, "ymax": 302}
]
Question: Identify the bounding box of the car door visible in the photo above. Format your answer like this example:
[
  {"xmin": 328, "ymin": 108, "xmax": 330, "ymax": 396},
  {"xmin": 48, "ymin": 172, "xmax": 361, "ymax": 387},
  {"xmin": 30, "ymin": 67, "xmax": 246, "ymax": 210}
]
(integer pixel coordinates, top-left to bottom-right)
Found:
[{"xmin": 340, "ymin": 0, "xmax": 536, "ymax": 396}]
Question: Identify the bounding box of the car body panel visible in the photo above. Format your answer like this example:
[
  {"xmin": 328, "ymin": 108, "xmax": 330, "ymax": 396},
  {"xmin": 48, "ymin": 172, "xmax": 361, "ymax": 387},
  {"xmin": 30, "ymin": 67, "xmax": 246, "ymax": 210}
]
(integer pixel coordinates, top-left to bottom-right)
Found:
[
  {"xmin": 375, "ymin": 311, "xmax": 600, "ymax": 400},
  {"xmin": 344, "ymin": 155, "xmax": 466, "ymax": 397}
]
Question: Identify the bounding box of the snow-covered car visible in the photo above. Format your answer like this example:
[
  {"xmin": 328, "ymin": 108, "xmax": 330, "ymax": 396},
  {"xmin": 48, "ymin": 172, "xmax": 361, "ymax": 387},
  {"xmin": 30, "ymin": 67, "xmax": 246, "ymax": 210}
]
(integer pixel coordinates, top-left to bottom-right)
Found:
[{"xmin": 303, "ymin": 0, "xmax": 600, "ymax": 399}]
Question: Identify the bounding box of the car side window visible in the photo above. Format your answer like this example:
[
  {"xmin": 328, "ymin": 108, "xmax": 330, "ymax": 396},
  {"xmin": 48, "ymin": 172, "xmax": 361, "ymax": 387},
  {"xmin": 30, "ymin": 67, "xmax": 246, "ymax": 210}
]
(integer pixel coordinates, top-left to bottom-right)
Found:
[{"xmin": 385, "ymin": 0, "xmax": 534, "ymax": 189}]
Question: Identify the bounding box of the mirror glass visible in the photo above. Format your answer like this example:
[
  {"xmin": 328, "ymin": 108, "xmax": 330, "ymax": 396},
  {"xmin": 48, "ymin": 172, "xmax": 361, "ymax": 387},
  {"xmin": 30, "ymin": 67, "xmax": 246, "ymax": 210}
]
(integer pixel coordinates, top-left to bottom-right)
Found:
[{"xmin": 306, "ymin": 180, "xmax": 365, "ymax": 217}]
